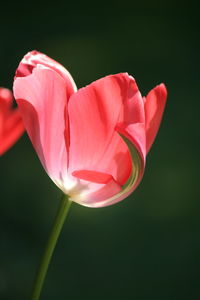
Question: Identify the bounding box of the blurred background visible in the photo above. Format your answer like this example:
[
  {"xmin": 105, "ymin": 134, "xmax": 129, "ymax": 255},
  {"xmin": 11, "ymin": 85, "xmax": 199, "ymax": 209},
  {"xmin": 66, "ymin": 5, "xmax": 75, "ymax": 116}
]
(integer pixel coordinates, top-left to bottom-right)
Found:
[{"xmin": 0, "ymin": 1, "xmax": 199, "ymax": 299}]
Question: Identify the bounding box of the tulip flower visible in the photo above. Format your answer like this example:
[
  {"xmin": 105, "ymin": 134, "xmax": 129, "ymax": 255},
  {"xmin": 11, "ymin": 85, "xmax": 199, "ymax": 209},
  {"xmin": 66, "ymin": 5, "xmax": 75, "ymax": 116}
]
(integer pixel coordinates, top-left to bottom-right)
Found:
[
  {"xmin": 13, "ymin": 50, "xmax": 167, "ymax": 208},
  {"xmin": 13, "ymin": 51, "xmax": 167, "ymax": 300},
  {"xmin": 0, "ymin": 87, "xmax": 24, "ymax": 155}
]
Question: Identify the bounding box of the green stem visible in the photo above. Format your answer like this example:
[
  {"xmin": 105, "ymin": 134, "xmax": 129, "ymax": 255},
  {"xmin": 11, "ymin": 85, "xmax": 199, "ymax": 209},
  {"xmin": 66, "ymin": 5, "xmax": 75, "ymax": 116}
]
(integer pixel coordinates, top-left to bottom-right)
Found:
[{"xmin": 30, "ymin": 194, "xmax": 72, "ymax": 300}]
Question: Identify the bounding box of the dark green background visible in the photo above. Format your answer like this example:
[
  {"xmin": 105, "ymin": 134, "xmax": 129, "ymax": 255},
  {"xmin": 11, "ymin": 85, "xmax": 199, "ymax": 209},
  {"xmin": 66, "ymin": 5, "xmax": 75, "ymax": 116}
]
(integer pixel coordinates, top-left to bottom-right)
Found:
[{"xmin": 0, "ymin": 1, "xmax": 199, "ymax": 299}]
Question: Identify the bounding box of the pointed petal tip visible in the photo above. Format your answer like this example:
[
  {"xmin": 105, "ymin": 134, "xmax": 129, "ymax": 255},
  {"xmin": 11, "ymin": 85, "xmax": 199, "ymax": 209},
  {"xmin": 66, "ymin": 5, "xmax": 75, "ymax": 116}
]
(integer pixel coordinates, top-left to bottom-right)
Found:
[
  {"xmin": 0, "ymin": 88, "xmax": 13, "ymax": 104},
  {"xmin": 145, "ymin": 82, "xmax": 167, "ymax": 153},
  {"xmin": 154, "ymin": 83, "xmax": 168, "ymax": 97}
]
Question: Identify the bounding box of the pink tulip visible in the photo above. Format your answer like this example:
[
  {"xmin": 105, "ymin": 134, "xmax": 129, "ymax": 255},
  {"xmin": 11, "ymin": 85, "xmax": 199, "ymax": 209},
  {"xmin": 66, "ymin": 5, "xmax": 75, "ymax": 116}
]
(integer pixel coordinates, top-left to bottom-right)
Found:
[
  {"xmin": 13, "ymin": 51, "xmax": 167, "ymax": 207},
  {"xmin": 0, "ymin": 87, "xmax": 24, "ymax": 155}
]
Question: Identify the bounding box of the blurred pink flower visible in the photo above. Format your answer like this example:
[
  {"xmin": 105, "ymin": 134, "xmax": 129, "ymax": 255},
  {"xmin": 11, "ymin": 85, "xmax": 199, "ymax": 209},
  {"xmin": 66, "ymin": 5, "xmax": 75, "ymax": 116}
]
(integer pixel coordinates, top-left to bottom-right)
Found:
[
  {"xmin": 13, "ymin": 51, "xmax": 167, "ymax": 207},
  {"xmin": 0, "ymin": 88, "xmax": 24, "ymax": 155}
]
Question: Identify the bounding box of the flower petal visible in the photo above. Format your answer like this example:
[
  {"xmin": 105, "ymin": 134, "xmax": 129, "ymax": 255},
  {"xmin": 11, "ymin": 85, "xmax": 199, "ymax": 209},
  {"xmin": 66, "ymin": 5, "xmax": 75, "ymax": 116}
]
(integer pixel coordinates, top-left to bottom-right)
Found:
[
  {"xmin": 0, "ymin": 109, "xmax": 24, "ymax": 155},
  {"xmin": 15, "ymin": 50, "xmax": 77, "ymax": 96},
  {"xmin": 144, "ymin": 83, "xmax": 167, "ymax": 153},
  {"xmin": 0, "ymin": 88, "xmax": 24, "ymax": 155},
  {"xmin": 0, "ymin": 88, "xmax": 13, "ymax": 106},
  {"xmin": 72, "ymin": 170, "xmax": 115, "ymax": 184},
  {"xmin": 13, "ymin": 67, "xmax": 69, "ymax": 182},
  {"xmin": 75, "ymin": 178, "xmax": 122, "ymax": 208},
  {"xmin": 68, "ymin": 73, "xmax": 136, "ymax": 186},
  {"xmin": 72, "ymin": 134, "xmax": 143, "ymax": 207},
  {"xmin": 0, "ymin": 88, "xmax": 13, "ymax": 128}
]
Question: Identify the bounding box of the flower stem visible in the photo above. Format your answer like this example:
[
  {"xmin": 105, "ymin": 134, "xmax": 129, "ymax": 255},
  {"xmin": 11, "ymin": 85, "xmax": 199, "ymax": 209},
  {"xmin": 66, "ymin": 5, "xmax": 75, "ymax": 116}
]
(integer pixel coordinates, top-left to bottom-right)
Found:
[{"xmin": 30, "ymin": 194, "xmax": 72, "ymax": 300}]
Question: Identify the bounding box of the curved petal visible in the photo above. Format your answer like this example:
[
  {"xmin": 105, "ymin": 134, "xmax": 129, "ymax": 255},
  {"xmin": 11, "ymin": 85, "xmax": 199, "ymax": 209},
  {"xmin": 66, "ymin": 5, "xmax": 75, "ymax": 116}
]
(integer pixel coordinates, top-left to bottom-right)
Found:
[
  {"xmin": 0, "ymin": 88, "xmax": 24, "ymax": 155},
  {"xmin": 116, "ymin": 80, "xmax": 146, "ymax": 163},
  {"xmin": 0, "ymin": 88, "xmax": 13, "ymax": 128},
  {"xmin": 68, "ymin": 73, "xmax": 138, "ymax": 186},
  {"xmin": 144, "ymin": 83, "xmax": 167, "ymax": 153},
  {"xmin": 15, "ymin": 50, "xmax": 77, "ymax": 97},
  {"xmin": 13, "ymin": 67, "xmax": 69, "ymax": 182},
  {"xmin": 73, "ymin": 176, "xmax": 122, "ymax": 208},
  {"xmin": 67, "ymin": 73, "xmax": 146, "ymax": 207},
  {"xmin": 0, "ymin": 109, "xmax": 24, "ymax": 155},
  {"xmin": 71, "ymin": 134, "xmax": 143, "ymax": 208}
]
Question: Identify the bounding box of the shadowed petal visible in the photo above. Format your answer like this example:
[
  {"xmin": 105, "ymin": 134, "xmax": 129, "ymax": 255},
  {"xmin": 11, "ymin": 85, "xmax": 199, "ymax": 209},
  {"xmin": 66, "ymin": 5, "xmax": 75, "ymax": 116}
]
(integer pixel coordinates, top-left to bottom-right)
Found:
[
  {"xmin": 72, "ymin": 134, "xmax": 143, "ymax": 207},
  {"xmin": 71, "ymin": 171, "xmax": 122, "ymax": 207},
  {"xmin": 0, "ymin": 109, "xmax": 24, "ymax": 155},
  {"xmin": 0, "ymin": 88, "xmax": 24, "ymax": 155},
  {"xmin": 68, "ymin": 73, "xmax": 136, "ymax": 186},
  {"xmin": 15, "ymin": 50, "xmax": 77, "ymax": 98},
  {"xmin": 117, "ymin": 76, "xmax": 146, "ymax": 162},
  {"xmin": 13, "ymin": 68, "xmax": 69, "ymax": 182},
  {"xmin": 144, "ymin": 83, "xmax": 167, "ymax": 153}
]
